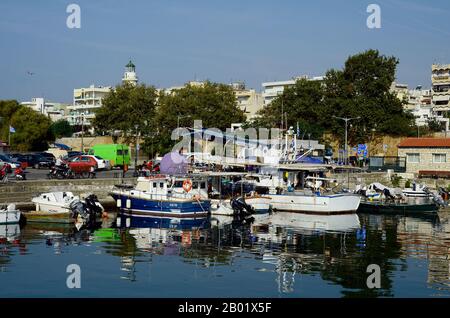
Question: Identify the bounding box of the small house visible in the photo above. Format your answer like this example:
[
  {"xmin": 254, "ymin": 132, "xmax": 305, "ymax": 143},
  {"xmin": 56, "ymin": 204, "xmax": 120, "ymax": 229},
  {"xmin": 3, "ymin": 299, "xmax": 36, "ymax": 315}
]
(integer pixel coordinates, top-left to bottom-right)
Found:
[{"xmin": 398, "ymin": 138, "xmax": 450, "ymax": 177}]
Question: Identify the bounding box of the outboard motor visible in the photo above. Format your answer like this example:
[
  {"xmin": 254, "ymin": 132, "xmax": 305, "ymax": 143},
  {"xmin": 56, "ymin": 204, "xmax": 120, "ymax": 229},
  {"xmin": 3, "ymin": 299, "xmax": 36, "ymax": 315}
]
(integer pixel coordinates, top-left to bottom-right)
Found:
[
  {"xmin": 84, "ymin": 194, "xmax": 104, "ymax": 215},
  {"xmin": 230, "ymin": 197, "xmax": 255, "ymax": 216},
  {"xmin": 382, "ymin": 188, "xmax": 396, "ymax": 201},
  {"xmin": 439, "ymin": 187, "xmax": 449, "ymax": 201},
  {"xmin": 69, "ymin": 199, "xmax": 89, "ymax": 221}
]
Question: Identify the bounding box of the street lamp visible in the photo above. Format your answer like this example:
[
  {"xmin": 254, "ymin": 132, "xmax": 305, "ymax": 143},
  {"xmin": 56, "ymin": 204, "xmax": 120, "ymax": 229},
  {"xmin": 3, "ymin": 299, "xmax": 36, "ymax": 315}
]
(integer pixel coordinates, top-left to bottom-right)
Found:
[
  {"xmin": 333, "ymin": 116, "xmax": 361, "ymax": 165},
  {"xmin": 80, "ymin": 113, "xmax": 85, "ymax": 153},
  {"xmin": 133, "ymin": 124, "xmax": 139, "ymax": 177}
]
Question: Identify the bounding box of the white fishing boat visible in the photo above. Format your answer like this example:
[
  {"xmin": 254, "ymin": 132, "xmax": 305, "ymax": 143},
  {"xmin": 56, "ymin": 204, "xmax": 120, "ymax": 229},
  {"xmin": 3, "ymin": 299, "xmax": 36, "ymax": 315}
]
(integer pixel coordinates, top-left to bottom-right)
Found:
[
  {"xmin": 245, "ymin": 195, "xmax": 272, "ymax": 214},
  {"xmin": 32, "ymin": 191, "xmax": 80, "ymax": 214},
  {"xmin": 29, "ymin": 192, "xmax": 105, "ymax": 224},
  {"xmin": 204, "ymin": 172, "xmax": 272, "ymax": 215},
  {"xmin": 402, "ymin": 183, "xmax": 432, "ymax": 198},
  {"xmin": 210, "ymin": 199, "xmax": 235, "ymax": 216},
  {"xmin": 269, "ymin": 192, "xmax": 361, "ymax": 214},
  {"xmin": 252, "ymin": 172, "xmax": 361, "ymax": 214},
  {"xmin": 0, "ymin": 204, "xmax": 21, "ymax": 224}
]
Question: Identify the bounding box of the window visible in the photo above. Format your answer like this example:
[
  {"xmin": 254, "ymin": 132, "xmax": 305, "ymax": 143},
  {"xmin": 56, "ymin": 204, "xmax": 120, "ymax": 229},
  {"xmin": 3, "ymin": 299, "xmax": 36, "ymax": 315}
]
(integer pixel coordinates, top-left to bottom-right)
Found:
[
  {"xmin": 407, "ymin": 153, "xmax": 420, "ymax": 163},
  {"xmin": 117, "ymin": 150, "xmax": 123, "ymax": 155},
  {"xmin": 200, "ymin": 182, "xmax": 206, "ymax": 189},
  {"xmin": 433, "ymin": 154, "xmax": 446, "ymax": 163},
  {"xmin": 153, "ymin": 182, "xmax": 157, "ymax": 188},
  {"xmin": 160, "ymin": 182, "xmax": 164, "ymax": 188}
]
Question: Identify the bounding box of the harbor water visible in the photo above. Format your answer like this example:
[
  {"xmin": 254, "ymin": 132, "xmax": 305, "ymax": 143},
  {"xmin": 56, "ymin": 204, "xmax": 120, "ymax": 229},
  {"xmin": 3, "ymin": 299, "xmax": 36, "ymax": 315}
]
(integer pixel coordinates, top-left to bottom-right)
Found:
[{"xmin": 0, "ymin": 210, "xmax": 449, "ymax": 298}]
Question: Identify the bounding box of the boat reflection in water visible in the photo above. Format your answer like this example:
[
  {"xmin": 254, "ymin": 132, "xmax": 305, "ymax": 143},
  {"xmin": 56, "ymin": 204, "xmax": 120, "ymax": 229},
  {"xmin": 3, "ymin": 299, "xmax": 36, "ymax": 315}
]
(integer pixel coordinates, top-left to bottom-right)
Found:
[
  {"xmin": 1, "ymin": 208, "xmax": 448, "ymax": 297},
  {"xmin": 0, "ymin": 223, "xmax": 21, "ymax": 242}
]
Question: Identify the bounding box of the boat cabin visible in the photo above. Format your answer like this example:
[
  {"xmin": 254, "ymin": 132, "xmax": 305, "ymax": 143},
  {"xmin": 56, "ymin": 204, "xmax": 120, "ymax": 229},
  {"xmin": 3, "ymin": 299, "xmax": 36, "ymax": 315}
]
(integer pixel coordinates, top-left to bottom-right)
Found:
[{"xmin": 132, "ymin": 175, "xmax": 209, "ymax": 200}]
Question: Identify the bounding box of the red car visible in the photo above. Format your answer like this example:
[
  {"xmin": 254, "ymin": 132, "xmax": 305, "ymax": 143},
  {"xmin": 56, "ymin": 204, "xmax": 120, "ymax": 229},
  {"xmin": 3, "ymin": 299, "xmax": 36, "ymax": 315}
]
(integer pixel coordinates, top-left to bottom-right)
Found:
[{"xmin": 66, "ymin": 155, "xmax": 97, "ymax": 173}]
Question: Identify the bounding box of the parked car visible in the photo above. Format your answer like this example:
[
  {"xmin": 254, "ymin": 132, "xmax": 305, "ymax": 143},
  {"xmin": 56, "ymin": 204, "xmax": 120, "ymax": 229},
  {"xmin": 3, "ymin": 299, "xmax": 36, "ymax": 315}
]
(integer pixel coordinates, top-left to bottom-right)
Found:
[
  {"xmin": 9, "ymin": 153, "xmax": 29, "ymax": 169},
  {"xmin": 0, "ymin": 154, "xmax": 18, "ymax": 170},
  {"xmin": 37, "ymin": 152, "xmax": 56, "ymax": 163},
  {"xmin": 68, "ymin": 151, "xmax": 84, "ymax": 158},
  {"xmin": 22, "ymin": 154, "xmax": 54, "ymax": 169},
  {"xmin": 86, "ymin": 155, "xmax": 111, "ymax": 170},
  {"xmin": 66, "ymin": 155, "xmax": 98, "ymax": 173}
]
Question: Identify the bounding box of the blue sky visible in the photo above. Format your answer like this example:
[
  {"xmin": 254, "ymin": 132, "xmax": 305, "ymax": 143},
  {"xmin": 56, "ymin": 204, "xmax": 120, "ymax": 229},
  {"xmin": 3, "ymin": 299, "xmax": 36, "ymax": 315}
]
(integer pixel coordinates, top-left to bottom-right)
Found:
[{"xmin": 1, "ymin": 0, "xmax": 450, "ymax": 103}]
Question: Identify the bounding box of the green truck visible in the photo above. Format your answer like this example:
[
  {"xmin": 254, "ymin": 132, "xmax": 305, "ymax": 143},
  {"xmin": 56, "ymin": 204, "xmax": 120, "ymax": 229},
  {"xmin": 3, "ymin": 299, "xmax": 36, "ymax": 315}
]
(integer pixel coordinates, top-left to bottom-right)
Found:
[{"xmin": 88, "ymin": 144, "xmax": 131, "ymax": 168}]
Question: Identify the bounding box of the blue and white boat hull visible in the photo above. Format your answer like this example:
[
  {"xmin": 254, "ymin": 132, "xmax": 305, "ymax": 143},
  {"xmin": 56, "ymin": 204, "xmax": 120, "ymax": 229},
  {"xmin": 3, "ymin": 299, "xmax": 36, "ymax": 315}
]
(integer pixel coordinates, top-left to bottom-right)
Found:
[{"xmin": 111, "ymin": 193, "xmax": 210, "ymax": 218}]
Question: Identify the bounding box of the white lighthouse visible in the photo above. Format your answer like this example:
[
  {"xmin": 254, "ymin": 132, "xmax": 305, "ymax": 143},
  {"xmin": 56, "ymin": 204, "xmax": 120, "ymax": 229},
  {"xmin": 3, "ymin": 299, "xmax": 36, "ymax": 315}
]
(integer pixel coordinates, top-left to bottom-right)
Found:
[{"xmin": 122, "ymin": 60, "xmax": 138, "ymax": 86}]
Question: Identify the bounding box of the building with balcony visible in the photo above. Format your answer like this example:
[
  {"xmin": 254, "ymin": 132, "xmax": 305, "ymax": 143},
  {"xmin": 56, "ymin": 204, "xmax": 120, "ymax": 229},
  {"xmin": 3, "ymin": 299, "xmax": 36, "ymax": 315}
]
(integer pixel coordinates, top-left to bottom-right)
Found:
[
  {"xmin": 66, "ymin": 61, "xmax": 139, "ymax": 130},
  {"xmin": 20, "ymin": 97, "xmax": 67, "ymax": 122},
  {"xmin": 431, "ymin": 64, "xmax": 450, "ymax": 114},
  {"xmin": 230, "ymin": 82, "xmax": 263, "ymax": 121},
  {"xmin": 390, "ymin": 82, "xmax": 448, "ymax": 130},
  {"xmin": 66, "ymin": 85, "xmax": 112, "ymax": 129},
  {"xmin": 262, "ymin": 76, "xmax": 324, "ymax": 106}
]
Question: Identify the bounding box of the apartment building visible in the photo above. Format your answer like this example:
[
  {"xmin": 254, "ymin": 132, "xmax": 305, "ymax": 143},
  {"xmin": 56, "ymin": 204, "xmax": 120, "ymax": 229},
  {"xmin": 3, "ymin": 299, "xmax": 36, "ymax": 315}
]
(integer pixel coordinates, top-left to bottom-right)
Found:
[
  {"xmin": 262, "ymin": 75, "xmax": 324, "ymax": 106},
  {"xmin": 20, "ymin": 97, "xmax": 67, "ymax": 122}
]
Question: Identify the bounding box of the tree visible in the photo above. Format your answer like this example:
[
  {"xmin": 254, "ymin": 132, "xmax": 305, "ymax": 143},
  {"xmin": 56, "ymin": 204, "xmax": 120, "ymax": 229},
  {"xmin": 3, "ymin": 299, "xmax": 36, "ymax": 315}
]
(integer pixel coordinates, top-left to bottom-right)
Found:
[
  {"xmin": 252, "ymin": 78, "xmax": 326, "ymax": 139},
  {"xmin": 254, "ymin": 49, "xmax": 415, "ymax": 145},
  {"xmin": 427, "ymin": 118, "xmax": 444, "ymax": 132},
  {"xmin": 150, "ymin": 81, "xmax": 246, "ymax": 155},
  {"xmin": 10, "ymin": 107, "xmax": 54, "ymax": 151},
  {"xmin": 323, "ymin": 49, "xmax": 415, "ymax": 144},
  {"xmin": 93, "ymin": 83, "xmax": 159, "ymax": 142},
  {"xmin": 0, "ymin": 100, "xmax": 21, "ymax": 141},
  {"xmin": 50, "ymin": 119, "xmax": 74, "ymax": 138}
]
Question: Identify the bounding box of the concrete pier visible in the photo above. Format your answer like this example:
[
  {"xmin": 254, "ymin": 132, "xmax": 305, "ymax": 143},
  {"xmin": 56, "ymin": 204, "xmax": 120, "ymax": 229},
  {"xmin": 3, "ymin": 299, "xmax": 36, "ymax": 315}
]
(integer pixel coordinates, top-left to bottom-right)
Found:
[{"xmin": 0, "ymin": 177, "xmax": 137, "ymax": 209}]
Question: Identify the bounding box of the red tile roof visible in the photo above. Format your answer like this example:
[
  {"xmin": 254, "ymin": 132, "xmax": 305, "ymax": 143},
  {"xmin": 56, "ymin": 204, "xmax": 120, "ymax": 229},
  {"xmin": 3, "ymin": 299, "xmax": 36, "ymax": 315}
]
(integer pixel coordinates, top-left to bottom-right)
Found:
[{"xmin": 398, "ymin": 138, "xmax": 450, "ymax": 148}]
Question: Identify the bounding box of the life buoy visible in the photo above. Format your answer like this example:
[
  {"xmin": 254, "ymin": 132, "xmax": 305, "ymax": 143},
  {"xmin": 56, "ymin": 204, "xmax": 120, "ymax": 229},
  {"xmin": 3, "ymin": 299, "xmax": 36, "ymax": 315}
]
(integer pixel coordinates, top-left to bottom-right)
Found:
[{"xmin": 183, "ymin": 179, "xmax": 193, "ymax": 192}]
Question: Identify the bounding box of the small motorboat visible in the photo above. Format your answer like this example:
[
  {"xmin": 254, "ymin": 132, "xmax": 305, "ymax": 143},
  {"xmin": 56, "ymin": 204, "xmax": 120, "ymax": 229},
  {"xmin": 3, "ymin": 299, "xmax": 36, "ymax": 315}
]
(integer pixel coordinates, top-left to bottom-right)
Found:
[
  {"xmin": 28, "ymin": 192, "xmax": 104, "ymax": 224},
  {"xmin": 32, "ymin": 191, "xmax": 79, "ymax": 214},
  {"xmin": 0, "ymin": 204, "xmax": 21, "ymax": 224}
]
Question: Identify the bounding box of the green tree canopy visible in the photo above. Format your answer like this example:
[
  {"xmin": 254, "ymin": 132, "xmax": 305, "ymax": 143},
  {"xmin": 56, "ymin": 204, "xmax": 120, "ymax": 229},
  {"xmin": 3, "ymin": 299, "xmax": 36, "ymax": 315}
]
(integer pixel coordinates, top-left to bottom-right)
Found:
[
  {"xmin": 93, "ymin": 83, "xmax": 159, "ymax": 142},
  {"xmin": 0, "ymin": 100, "xmax": 54, "ymax": 151},
  {"xmin": 323, "ymin": 49, "xmax": 415, "ymax": 144},
  {"xmin": 50, "ymin": 119, "xmax": 73, "ymax": 138},
  {"xmin": 251, "ymin": 78, "xmax": 326, "ymax": 139},
  {"xmin": 10, "ymin": 107, "xmax": 54, "ymax": 151},
  {"xmin": 151, "ymin": 81, "xmax": 246, "ymax": 154},
  {"xmin": 253, "ymin": 49, "xmax": 415, "ymax": 145}
]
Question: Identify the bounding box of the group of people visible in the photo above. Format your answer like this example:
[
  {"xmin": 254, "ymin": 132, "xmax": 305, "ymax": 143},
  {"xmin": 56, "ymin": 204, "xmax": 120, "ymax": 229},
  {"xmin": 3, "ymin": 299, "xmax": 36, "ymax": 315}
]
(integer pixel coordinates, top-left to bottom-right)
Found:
[{"xmin": 138, "ymin": 160, "xmax": 160, "ymax": 176}]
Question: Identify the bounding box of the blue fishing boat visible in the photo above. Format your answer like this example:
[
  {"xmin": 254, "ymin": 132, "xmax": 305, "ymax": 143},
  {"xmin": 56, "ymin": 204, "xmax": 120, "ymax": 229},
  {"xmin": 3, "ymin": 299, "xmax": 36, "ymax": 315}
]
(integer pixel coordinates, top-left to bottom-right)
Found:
[{"xmin": 110, "ymin": 174, "xmax": 211, "ymax": 218}]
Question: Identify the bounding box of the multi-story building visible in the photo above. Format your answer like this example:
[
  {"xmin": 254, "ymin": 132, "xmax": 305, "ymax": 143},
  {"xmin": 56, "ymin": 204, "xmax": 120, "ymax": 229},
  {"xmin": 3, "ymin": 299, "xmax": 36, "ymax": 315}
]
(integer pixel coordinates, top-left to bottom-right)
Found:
[
  {"xmin": 390, "ymin": 82, "xmax": 409, "ymax": 102},
  {"xmin": 66, "ymin": 85, "xmax": 112, "ymax": 129},
  {"xmin": 66, "ymin": 60, "xmax": 138, "ymax": 130},
  {"xmin": 161, "ymin": 80, "xmax": 206, "ymax": 95},
  {"xmin": 391, "ymin": 81, "xmax": 448, "ymax": 130},
  {"xmin": 21, "ymin": 97, "xmax": 67, "ymax": 122},
  {"xmin": 431, "ymin": 64, "xmax": 450, "ymax": 115},
  {"xmin": 262, "ymin": 76, "xmax": 324, "ymax": 106},
  {"xmin": 230, "ymin": 82, "xmax": 263, "ymax": 120}
]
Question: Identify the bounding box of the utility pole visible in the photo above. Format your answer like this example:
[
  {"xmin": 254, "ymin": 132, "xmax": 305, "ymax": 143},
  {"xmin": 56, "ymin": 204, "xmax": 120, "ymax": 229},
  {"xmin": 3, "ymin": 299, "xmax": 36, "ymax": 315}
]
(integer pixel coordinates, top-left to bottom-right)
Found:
[
  {"xmin": 81, "ymin": 113, "xmax": 84, "ymax": 153},
  {"xmin": 281, "ymin": 98, "xmax": 284, "ymax": 131},
  {"xmin": 333, "ymin": 116, "xmax": 360, "ymax": 165},
  {"xmin": 134, "ymin": 124, "xmax": 139, "ymax": 177}
]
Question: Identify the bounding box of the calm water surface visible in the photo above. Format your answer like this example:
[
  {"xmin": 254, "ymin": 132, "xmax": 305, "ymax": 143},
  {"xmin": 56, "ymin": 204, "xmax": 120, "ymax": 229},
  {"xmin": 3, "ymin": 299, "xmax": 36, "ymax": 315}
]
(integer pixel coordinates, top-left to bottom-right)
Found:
[{"xmin": 0, "ymin": 211, "xmax": 449, "ymax": 298}]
